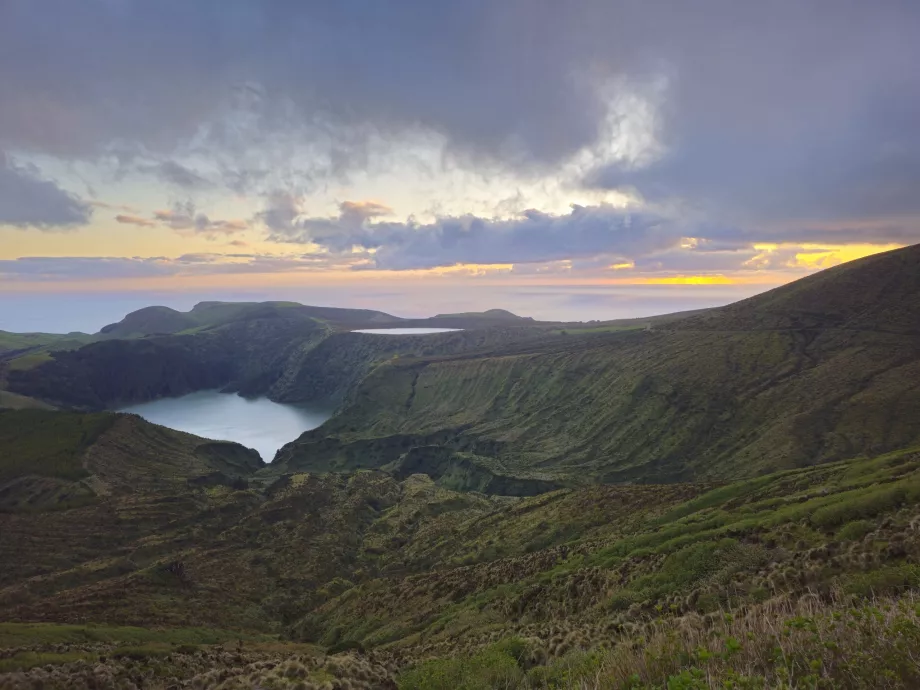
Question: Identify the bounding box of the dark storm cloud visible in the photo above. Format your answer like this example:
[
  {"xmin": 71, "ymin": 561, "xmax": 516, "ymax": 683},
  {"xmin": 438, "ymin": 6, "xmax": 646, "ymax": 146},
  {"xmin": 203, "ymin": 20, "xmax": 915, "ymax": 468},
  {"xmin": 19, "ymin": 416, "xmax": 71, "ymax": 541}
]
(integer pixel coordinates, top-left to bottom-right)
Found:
[
  {"xmin": 588, "ymin": 95, "xmax": 920, "ymax": 224},
  {"xmin": 2, "ymin": 0, "xmax": 919, "ymax": 247},
  {"xmin": 0, "ymin": 153, "xmax": 92, "ymax": 229}
]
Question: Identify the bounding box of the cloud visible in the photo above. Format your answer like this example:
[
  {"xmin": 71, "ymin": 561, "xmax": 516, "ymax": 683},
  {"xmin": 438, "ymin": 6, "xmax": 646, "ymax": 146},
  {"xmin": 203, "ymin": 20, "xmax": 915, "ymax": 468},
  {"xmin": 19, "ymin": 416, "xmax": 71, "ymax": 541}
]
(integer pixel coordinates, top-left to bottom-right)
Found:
[
  {"xmin": 0, "ymin": 152, "xmax": 91, "ymax": 229},
  {"xmin": 2, "ymin": 3, "xmax": 915, "ymax": 170},
  {"xmin": 89, "ymin": 200, "xmax": 140, "ymax": 213},
  {"xmin": 115, "ymin": 214, "xmax": 157, "ymax": 228},
  {"xmin": 586, "ymin": 95, "xmax": 920, "ymax": 226},
  {"xmin": 266, "ymin": 200, "xmax": 679, "ymax": 269},
  {"xmin": 153, "ymin": 202, "xmax": 247, "ymax": 236},
  {"xmin": 0, "ymin": 253, "xmax": 351, "ymax": 282},
  {"xmin": 142, "ymin": 161, "xmax": 213, "ymax": 189},
  {"xmin": 0, "ymin": 256, "xmax": 176, "ymax": 281},
  {"xmin": 262, "ymin": 197, "xmax": 920, "ymax": 274},
  {"xmin": 255, "ymin": 193, "xmax": 302, "ymax": 233},
  {"xmin": 2, "ymin": 0, "xmax": 919, "ymax": 261}
]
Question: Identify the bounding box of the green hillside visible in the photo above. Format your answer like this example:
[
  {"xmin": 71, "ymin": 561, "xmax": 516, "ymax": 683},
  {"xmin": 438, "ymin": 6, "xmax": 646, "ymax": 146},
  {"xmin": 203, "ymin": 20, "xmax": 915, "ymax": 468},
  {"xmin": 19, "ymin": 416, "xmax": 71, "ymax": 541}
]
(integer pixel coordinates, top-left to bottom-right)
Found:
[
  {"xmin": 0, "ymin": 331, "xmax": 94, "ymax": 354},
  {"xmin": 276, "ymin": 244, "xmax": 920, "ymax": 484},
  {"xmin": 3, "ymin": 407, "xmax": 920, "ymax": 687}
]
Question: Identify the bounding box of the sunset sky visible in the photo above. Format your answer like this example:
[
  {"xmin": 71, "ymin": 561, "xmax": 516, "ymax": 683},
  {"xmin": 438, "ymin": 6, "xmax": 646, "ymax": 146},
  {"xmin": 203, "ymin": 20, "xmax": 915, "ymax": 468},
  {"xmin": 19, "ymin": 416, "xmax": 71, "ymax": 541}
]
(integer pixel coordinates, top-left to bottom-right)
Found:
[{"xmin": 2, "ymin": 1, "xmax": 919, "ymax": 332}]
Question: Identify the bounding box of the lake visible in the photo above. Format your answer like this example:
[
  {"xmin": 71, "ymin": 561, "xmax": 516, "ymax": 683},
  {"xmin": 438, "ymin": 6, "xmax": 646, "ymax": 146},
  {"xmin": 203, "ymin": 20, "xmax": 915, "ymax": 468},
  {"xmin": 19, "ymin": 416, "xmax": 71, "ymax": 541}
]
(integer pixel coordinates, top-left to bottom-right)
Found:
[
  {"xmin": 118, "ymin": 390, "xmax": 332, "ymax": 462},
  {"xmin": 352, "ymin": 328, "xmax": 461, "ymax": 334}
]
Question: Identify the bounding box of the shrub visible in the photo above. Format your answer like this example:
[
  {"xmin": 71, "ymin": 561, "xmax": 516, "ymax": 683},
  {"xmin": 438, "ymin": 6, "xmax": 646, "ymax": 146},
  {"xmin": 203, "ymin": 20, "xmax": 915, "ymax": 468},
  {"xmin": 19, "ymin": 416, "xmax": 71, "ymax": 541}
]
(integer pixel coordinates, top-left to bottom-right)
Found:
[
  {"xmin": 809, "ymin": 483, "xmax": 919, "ymax": 530},
  {"xmin": 837, "ymin": 519, "xmax": 875, "ymax": 541},
  {"xmin": 398, "ymin": 643, "xmax": 523, "ymax": 690},
  {"xmin": 843, "ymin": 564, "xmax": 920, "ymax": 597}
]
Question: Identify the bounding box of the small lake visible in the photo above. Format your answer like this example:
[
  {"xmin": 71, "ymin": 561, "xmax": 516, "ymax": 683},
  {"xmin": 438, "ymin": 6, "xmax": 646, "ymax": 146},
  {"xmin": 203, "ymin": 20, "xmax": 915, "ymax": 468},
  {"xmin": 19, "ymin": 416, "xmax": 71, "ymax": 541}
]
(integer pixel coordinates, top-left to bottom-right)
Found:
[
  {"xmin": 118, "ymin": 390, "xmax": 332, "ymax": 462},
  {"xmin": 352, "ymin": 328, "xmax": 462, "ymax": 335}
]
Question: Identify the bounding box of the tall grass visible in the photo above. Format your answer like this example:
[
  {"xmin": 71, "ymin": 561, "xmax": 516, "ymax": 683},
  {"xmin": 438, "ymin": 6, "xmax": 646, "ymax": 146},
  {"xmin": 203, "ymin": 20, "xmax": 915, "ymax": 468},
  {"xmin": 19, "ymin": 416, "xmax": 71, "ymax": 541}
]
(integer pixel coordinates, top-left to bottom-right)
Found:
[{"xmin": 398, "ymin": 591, "xmax": 920, "ymax": 689}]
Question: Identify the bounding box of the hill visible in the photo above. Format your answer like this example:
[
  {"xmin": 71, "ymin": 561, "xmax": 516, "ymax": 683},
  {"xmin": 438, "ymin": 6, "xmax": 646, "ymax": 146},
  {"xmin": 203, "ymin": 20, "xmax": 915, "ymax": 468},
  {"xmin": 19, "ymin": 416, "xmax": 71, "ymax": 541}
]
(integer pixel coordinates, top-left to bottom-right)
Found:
[
  {"xmin": 97, "ymin": 301, "xmax": 402, "ymax": 339},
  {"xmin": 433, "ymin": 308, "xmax": 531, "ymax": 321},
  {"xmin": 678, "ymin": 243, "xmax": 920, "ymax": 334},
  {"xmin": 3, "ymin": 406, "xmax": 920, "ymax": 687},
  {"xmin": 275, "ymin": 244, "xmax": 920, "ymax": 484},
  {"xmin": 0, "ymin": 409, "xmax": 262, "ymax": 512},
  {"xmin": 3, "ymin": 301, "xmax": 563, "ymax": 410},
  {"xmin": 5, "ymin": 247, "xmax": 920, "ymax": 686}
]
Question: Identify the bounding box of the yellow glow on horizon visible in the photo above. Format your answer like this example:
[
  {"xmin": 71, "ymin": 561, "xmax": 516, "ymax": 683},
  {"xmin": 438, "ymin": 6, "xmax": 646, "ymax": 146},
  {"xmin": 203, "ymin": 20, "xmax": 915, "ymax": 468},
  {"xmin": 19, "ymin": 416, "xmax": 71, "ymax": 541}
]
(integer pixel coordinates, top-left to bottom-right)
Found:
[
  {"xmin": 635, "ymin": 275, "xmax": 736, "ymax": 285},
  {"xmin": 0, "ymin": 241, "xmax": 906, "ymax": 294},
  {"xmin": 792, "ymin": 243, "xmax": 902, "ymax": 269}
]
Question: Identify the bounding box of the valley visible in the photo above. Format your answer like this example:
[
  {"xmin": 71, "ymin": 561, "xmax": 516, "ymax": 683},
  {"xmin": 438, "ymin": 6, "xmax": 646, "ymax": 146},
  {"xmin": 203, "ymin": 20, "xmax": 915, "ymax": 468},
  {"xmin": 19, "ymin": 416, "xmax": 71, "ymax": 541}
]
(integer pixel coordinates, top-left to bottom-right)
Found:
[{"xmin": 3, "ymin": 245, "xmax": 920, "ymax": 688}]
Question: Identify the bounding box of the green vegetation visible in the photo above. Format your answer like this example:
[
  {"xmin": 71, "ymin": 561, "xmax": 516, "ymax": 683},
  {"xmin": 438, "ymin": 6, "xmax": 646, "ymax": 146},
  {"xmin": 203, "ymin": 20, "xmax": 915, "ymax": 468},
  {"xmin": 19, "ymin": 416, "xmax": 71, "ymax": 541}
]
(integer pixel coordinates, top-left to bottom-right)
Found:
[
  {"xmin": 0, "ymin": 390, "xmax": 54, "ymax": 410},
  {"xmin": 397, "ymin": 595, "xmax": 920, "ymax": 689},
  {"xmin": 0, "ymin": 330, "xmax": 93, "ymax": 354},
  {"xmin": 0, "ymin": 621, "xmax": 269, "ymax": 649},
  {"xmin": 0, "ymin": 409, "xmax": 114, "ymax": 482},
  {"xmin": 4, "ymin": 409, "xmax": 920, "ymax": 686}
]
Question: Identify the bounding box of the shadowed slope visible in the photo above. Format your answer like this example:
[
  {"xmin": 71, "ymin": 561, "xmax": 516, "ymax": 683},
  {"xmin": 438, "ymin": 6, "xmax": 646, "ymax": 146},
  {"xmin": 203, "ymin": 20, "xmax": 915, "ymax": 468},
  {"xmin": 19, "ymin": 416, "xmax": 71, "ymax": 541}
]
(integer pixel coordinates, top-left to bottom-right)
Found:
[{"xmin": 678, "ymin": 243, "xmax": 920, "ymax": 333}]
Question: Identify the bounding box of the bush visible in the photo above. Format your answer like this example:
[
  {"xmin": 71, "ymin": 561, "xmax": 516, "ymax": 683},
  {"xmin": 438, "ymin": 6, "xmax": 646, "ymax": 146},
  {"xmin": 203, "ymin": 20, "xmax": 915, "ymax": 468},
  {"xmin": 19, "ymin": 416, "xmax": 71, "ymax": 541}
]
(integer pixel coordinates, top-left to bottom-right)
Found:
[
  {"xmin": 844, "ymin": 564, "xmax": 920, "ymax": 597},
  {"xmin": 526, "ymin": 651, "xmax": 603, "ymax": 689},
  {"xmin": 809, "ymin": 483, "xmax": 918, "ymax": 530},
  {"xmin": 837, "ymin": 519, "xmax": 875, "ymax": 541},
  {"xmin": 398, "ymin": 643, "xmax": 523, "ymax": 690}
]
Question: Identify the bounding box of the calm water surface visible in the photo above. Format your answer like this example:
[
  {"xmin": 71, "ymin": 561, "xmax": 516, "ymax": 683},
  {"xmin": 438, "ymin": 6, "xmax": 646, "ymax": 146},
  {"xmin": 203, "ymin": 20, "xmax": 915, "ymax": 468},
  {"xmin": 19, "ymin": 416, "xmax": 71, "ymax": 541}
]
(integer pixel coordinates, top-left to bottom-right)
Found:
[
  {"xmin": 119, "ymin": 390, "xmax": 331, "ymax": 462},
  {"xmin": 353, "ymin": 328, "xmax": 461, "ymax": 334}
]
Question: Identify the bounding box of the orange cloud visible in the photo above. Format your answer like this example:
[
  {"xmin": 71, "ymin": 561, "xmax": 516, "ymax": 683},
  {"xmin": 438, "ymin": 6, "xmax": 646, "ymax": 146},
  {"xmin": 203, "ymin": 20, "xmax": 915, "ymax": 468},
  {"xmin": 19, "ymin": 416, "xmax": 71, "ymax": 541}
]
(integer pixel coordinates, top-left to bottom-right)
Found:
[
  {"xmin": 90, "ymin": 200, "xmax": 139, "ymax": 213},
  {"xmin": 115, "ymin": 214, "xmax": 157, "ymax": 227},
  {"xmin": 340, "ymin": 200, "xmax": 393, "ymax": 218}
]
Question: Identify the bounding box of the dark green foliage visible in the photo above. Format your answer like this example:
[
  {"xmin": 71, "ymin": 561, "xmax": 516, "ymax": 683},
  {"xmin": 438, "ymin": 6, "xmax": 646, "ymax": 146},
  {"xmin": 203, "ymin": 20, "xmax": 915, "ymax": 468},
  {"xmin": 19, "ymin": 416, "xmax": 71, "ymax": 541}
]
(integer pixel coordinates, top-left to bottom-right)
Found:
[{"xmin": 809, "ymin": 481, "xmax": 920, "ymax": 529}]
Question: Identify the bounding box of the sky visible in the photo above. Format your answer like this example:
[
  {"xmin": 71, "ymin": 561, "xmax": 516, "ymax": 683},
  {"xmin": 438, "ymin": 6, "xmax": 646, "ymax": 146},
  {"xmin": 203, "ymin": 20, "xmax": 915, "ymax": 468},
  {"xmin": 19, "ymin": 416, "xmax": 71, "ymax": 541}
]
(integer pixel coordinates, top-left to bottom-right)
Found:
[{"xmin": 2, "ymin": 0, "xmax": 919, "ymax": 332}]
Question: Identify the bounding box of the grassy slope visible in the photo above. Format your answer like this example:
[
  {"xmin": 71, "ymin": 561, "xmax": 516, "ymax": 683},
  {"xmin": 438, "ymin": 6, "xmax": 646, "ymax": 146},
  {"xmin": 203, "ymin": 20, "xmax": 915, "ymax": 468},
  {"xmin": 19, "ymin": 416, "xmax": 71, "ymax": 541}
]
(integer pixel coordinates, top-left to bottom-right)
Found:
[
  {"xmin": 0, "ymin": 390, "xmax": 55, "ymax": 410},
  {"xmin": 4, "ymin": 426, "xmax": 920, "ymax": 686},
  {"xmin": 0, "ymin": 331, "xmax": 94, "ymax": 354},
  {"xmin": 276, "ymin": 245, "xmax": 920, "ymax": 484},
  {"xmin": 0, "ymin": 409, "xmax": 115, "ymax": 483}
]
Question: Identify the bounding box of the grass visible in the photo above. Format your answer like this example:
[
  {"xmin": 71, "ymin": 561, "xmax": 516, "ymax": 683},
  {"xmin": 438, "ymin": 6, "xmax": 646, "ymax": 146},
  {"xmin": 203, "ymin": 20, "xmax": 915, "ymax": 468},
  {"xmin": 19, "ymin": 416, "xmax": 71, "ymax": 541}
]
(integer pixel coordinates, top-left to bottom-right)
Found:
[
  {"xmin": 0, "ymin": 409, "xmax": 115, "ymax": 482},
  {"xmin": 3, "ymin": 421, "xmax": 920, "ymax": 686},
  {"xmin": 0, "ymin": 621, "xmax": 269, "ymax": 648},
  {"xmin": 0, "ymin": 331, "xmax": 93, "ymax": 354},
  {"xmin": 0, "ymin": 622, "xmax": 278, "ymax": 673},
  {"xmin": 397, "ymin": 593, "xmax": 920, "ymax": 689},
  {"xmin": 0, "ymin": 390, "xmax": 55, "ymax": 410},
  {"xmin": 5, "ymin": 352, "xmax": 53, "ymax": 371}
]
